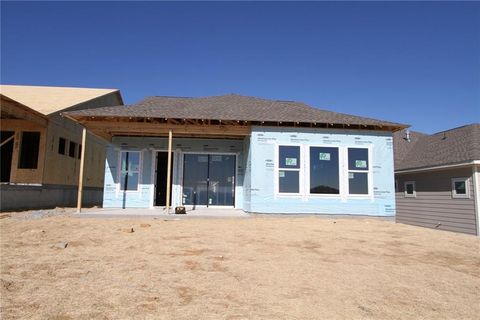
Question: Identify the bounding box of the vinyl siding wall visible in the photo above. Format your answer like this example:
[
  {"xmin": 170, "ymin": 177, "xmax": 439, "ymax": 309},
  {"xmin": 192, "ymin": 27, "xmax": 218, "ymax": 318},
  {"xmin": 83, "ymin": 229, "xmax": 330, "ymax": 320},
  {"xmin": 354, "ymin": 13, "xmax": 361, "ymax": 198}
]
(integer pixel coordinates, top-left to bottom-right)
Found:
[{"xmin": 395, "ymin": 167, "xmax": 477, "ymax": 235}]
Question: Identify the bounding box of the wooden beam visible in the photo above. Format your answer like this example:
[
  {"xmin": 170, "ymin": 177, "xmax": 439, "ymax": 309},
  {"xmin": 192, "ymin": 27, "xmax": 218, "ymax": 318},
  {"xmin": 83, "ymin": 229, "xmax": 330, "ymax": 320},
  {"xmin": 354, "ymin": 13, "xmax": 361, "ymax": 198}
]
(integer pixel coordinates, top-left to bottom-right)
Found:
[
  {"xmin": 66, "ymin": 116, "xmax": 405, "ymax": 137},
  {"xmin": 76, "ymin": 128, "xmax": 87, "ymax": 213},
  {"xmin": 165, "ymin": 129, "xmax": 173, "ymax": 214},
  {"xmin": 107, "ymin": 132, "xmax": 245, "ymax": 140},
  {"xmin": 0, "ymin": 134, "xmax": 15, "ymax": 148},
  {"xmin": 184, "ymin": 119, "xmax": 197, "ymax": 125},
  {"xmin": 89, "ymin": 129, "xmax": 113, "ymax": 142},
  {"xmin": 0, "ymin": 95, "xmax": 48, "ymax": 127},
  {"xmin": 0, "ymin": 119, "xmax": 46, "ymax": 131},
  {"xmin": 167, "ymin": 119, "xmax": 180, "ymax": 125},
  {"xmin": 83, "ymin": 121, "xmax": 251, "ymax": 137}
]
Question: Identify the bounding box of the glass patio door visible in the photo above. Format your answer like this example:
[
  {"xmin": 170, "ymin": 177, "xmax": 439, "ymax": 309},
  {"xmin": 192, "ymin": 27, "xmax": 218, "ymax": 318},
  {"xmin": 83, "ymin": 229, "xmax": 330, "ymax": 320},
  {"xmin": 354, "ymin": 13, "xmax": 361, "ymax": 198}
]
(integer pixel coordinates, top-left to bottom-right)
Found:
[
  {"xmin": 182, "ymin": 154, "xmax": 209, "ymax": 206},
  {"xmin": 182, "ymin": 154, "xmax": 235, "ymax": 206},
  {"xmin": 208, "ymin": 155, "xmax": 235, "ymax": 206}
]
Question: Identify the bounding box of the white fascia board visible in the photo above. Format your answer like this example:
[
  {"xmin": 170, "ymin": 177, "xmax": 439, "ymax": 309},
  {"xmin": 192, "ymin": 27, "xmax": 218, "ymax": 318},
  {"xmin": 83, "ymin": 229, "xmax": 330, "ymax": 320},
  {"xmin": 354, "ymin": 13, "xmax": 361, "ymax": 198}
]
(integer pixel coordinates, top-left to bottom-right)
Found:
[{"xmin": 395, "ymin": 160, "xmax": 480, "ymax": 174}]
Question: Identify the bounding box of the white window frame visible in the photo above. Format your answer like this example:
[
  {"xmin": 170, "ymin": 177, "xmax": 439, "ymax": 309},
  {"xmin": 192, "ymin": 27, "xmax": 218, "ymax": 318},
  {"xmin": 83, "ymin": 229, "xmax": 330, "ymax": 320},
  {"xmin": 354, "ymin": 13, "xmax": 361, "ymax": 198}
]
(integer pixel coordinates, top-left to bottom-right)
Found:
[
  {"xmin": 275, "ymin": 144, "xmax": 303, "ymax": 196},
  {"xmin": 117, "ymin": 150, "xmax": 142, "ymax": 193},
  {"xmin": 404, "ymin": 181, "xmax": 416, "ymax": 198},
  {"xmin": 306, "ymin": 145, "xmax": 342, "ymax": 198},
  {"xmin": 451, "ymin": 177, "xmax": 470, "ymax": 199},
  {"xmin": 346, "ymin": 146, "xmax": 373, "ymax": 198}
]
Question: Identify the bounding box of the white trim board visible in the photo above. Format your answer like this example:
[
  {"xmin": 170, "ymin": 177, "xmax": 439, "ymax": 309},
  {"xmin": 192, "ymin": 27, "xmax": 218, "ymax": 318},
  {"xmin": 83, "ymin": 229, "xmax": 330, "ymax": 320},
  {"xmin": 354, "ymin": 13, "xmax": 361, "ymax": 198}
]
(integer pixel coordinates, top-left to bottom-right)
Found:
[
  {"xmin": 472, "ymin": 165, "xmax": 480, "ymax": 236},
  {"xmin": 395, "ymin": 160, "xmax": 480, "ymax": 174}
]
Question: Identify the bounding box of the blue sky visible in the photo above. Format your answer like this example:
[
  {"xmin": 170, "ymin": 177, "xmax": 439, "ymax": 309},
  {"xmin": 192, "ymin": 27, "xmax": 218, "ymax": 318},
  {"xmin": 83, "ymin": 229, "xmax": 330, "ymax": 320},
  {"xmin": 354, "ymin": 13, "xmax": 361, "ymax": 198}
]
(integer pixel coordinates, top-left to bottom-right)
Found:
[{"xmin": 1, "ymin": 1, "xmax": 479, "ymax": 134}]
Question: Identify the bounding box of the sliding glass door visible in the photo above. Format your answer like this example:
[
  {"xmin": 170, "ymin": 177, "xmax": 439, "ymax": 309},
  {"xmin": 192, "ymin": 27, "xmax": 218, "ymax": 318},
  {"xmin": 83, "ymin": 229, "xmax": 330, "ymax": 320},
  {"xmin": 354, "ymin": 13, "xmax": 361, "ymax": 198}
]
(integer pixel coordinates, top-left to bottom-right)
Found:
[
  {"xmin": 182, "ymin": 154, "xmax": 209, "ymax": 206},
  {"xmin": 208, "ymin": 155, "xmax": 235, "ymax": 206},
  {"xmin": 182, "ymin": 154, "xmax": 235, "ymax": 206}
]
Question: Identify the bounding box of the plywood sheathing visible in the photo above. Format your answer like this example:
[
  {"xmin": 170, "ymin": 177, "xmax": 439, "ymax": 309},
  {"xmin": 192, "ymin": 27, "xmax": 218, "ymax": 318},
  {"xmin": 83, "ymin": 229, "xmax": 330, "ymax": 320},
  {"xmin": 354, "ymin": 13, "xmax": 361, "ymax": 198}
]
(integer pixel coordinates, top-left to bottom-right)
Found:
[{"xmin": 0, "ymin": 85, "xmax": 118, "ymax": 115}]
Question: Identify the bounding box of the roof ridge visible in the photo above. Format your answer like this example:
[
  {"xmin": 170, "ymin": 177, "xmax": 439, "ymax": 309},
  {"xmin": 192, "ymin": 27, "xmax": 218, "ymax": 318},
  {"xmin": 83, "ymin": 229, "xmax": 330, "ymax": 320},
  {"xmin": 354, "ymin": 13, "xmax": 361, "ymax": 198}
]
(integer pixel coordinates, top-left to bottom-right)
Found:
[
  {"xmin": 146, "ymin": 93, "xmax": 304, "ymax": 104},
  {"xmin": 313, "ymin": 106, "xmax": 409, "ymax": 127},
  {"xmin": 409, "ymin": 130, "xmax": 428, "ymax": 136},
  {"xmin": 431, "ymin": 123, "xmax": 480, "ymax": 135},
  {"xmin": 206, "ymin": 93, "xmax": 301, "ymax": 103},
  {"xmin": 150, "ymin": 95, "xmax": 194, "ymax": 99},
  {"xmin": 0, "ymin": 84, "xmax": 119, "ymax": 91}
]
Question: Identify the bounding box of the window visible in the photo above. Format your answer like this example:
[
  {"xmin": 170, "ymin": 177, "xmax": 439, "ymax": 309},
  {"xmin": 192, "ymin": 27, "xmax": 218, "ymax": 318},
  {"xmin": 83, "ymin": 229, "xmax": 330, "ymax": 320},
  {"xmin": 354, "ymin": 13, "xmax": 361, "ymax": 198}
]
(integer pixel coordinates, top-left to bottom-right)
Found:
[
  {"xmin": 452, "ymin": 178, "xmax": 470, "ymax": 198},
  {"xmin": 348, "ymin": 148, "xmax": 369, "ymax": 195},
  {"xmin": 119, "ymin": 151, "xmax": 140, "ymax": 191},
  {"xmin": 275, "ymin": 145, "xmax": 375, "ymax": 197},
  {"xmin": 309, "ymin": 147, "xmax": 339, "ymax": 194},
  {"xmin": 69, "ymin": 141, "xmax": 77, "ymax": 158},
  {"xmin": 58, "ymin": 137, "xmax": 67, "ymax": 155},
  {"xmin": 404, "ymin": 181, "xmax": 416, "ymax": 197},
  {"xmin": 18, "ymin": 132, "xmax": 40, "ymax": 169},
  {"xmin": 278, "ymin": 146, "xmax": 300, "ymax": 193}
]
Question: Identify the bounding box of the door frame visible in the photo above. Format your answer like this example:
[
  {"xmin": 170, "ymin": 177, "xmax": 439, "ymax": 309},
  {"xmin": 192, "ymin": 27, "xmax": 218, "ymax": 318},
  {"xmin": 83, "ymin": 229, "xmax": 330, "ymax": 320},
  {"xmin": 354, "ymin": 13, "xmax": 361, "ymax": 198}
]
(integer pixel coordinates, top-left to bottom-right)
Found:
[
  {"xmin": 150, "ymin": 149, "xmax": 178, "ymax": 208},
  {"xmin": 0, "ymin": 131, "xmax": 15, "ymax": 183},
  {"xmin": 180, "ymin": 151, "xmax": 238, "ymax": 209}
]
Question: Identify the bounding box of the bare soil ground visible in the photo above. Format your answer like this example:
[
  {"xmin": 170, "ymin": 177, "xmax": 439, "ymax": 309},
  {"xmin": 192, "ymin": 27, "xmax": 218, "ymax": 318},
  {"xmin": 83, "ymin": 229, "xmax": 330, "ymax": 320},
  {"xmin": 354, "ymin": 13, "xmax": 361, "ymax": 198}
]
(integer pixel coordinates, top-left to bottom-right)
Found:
[{"xmin": 1, "ymin": 211, "xmax": 479, "ymax": 319}]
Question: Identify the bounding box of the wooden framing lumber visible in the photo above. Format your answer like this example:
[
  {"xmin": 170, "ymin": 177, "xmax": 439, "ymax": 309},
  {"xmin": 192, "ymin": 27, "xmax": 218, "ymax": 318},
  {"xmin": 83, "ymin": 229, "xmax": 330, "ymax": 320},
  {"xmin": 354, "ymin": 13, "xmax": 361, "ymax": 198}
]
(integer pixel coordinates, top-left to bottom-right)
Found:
[
  {"xmin": 1, "ymin": 95, "xmax": 48, "ymax": 127},
  {"xmin": 62, "ymin": 113, "xmax": 401, "ymax": 143},
  {"xmin": 0, "ymin": 135, "xmax": 15, "ymax": 148},
  {"xmin": 76, "ymin": 128, "xmax": 87, "ymax": 213},
  {"xmin": 0, "ymin": 119, "xmax": 46, "ymax": 131},
  {"xmin": 165, "ymin": 129, "xmax": 173, "ymax": 214},
  {"xmin": 80, "ymin": 120, "xmax": 251, "ymax": 139}
]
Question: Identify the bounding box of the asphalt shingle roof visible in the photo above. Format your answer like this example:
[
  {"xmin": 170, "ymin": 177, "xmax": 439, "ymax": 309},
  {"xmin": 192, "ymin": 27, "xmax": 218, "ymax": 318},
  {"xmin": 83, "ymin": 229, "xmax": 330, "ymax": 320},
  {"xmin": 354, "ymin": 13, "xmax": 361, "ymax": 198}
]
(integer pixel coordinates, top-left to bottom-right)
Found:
[
  {"xmin": 65, "ymin": 94, "xmax": 406, "ymax": 129},
  {"xmin": 393, "ymin": 123, "xmax": 480, "ymax": 171}
]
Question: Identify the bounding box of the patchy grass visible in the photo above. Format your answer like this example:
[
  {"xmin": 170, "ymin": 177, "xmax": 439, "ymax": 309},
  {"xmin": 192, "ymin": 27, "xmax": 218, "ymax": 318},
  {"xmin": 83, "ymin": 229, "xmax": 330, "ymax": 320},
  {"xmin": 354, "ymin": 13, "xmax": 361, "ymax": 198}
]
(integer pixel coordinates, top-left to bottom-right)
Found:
[{"xmin": 1, "ymin": 214, "xmax": 479, "ymax": 319}]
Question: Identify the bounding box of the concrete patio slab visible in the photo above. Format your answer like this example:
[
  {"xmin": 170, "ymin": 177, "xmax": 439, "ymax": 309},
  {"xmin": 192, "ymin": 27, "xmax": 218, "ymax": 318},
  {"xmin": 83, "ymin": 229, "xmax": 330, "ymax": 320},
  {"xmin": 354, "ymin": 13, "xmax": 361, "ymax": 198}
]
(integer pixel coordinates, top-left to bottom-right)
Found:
[{"xmin": 75, "ymin": 207, "xmax": 250, "ymax": 219}]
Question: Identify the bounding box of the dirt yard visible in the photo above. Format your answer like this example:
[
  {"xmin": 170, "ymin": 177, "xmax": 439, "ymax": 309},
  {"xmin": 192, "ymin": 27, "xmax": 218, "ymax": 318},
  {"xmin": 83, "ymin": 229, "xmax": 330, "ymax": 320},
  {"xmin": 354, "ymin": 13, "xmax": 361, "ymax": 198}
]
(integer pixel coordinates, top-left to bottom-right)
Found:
[{"xmin": 1, "ymin": 211, "xmax": 479, "ymax": 319}]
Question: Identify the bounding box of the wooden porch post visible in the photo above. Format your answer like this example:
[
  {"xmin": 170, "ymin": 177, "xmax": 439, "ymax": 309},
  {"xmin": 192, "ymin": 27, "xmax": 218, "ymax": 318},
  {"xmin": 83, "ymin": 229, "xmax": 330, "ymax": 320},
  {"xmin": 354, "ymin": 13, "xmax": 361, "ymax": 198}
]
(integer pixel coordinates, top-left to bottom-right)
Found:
[
  {"xmin": 76, "ymin": 127, "xmax": 87, "ymax": 213},
  {"xmin": 165, "ymin": 129, "xmax": 173, "ymax": 214}
]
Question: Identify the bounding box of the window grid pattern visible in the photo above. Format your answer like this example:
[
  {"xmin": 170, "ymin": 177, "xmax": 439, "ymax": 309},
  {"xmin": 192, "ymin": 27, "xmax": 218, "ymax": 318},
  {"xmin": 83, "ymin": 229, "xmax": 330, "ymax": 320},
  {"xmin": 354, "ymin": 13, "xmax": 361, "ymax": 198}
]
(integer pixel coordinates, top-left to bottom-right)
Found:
[
  {"xmin": 347, "ymin": 148, "xmax": 370, "ymax": 195},
  {"xmin": 119, "ymin": 151, "xmax": 141, "ymax": 191},
  {"xmin": 278, "ymin": 146, "xmax": 301, "ymax": 194},
  {"xmin": 276, "ymin": 145, "xmax": 372, "ymax": 197}
]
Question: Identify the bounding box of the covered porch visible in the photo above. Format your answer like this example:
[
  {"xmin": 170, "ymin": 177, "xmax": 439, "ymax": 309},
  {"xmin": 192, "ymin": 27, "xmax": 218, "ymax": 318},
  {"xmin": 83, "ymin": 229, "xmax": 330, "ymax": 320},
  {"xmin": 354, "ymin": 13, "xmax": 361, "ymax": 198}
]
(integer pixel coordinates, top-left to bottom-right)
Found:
[{"xmin": 62, "ymin": 113, "xmax": 251, "ymax": 213}]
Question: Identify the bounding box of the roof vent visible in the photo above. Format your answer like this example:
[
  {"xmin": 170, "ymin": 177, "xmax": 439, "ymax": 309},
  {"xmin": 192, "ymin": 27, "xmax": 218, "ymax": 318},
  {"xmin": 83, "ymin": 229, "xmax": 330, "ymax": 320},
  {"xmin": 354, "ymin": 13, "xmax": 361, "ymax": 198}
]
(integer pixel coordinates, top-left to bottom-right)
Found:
[{"xmin": 404, "ymin": 129, "xmax": 411, "ymax": 142}]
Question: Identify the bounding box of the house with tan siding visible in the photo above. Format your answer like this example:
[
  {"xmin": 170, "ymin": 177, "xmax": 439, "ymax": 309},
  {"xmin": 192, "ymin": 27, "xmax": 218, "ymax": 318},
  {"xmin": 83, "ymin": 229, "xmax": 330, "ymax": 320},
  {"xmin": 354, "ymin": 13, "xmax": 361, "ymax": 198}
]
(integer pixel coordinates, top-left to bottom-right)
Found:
[
  {"xmin": 393, "ymin": 124, "xmax": 480, "ymax": 236},
  {"xmin": 0, "ymin": 85, "xmax": 123, "ymax": 211}
]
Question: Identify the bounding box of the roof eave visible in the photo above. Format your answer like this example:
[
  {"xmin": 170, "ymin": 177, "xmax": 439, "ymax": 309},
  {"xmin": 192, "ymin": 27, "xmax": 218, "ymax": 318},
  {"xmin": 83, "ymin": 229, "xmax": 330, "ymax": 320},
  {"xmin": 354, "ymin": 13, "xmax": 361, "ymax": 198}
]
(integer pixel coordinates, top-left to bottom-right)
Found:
[
  {"xmin": 63, "ymin": 113, "xmax": 407, "ymax": 133},
  {"xmin": 395, "ymin": 160, "xmax": 480, "ymax": 174}
]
